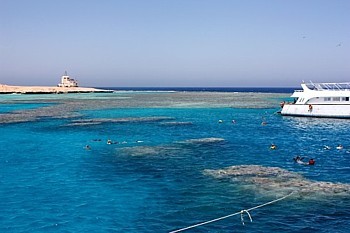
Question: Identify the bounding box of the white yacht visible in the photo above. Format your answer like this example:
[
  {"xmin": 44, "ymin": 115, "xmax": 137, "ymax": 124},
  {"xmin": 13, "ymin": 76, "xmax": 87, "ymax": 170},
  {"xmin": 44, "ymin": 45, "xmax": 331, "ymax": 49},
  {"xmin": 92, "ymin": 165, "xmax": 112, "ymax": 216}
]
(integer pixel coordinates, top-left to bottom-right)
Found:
[{"xmin": 280, "ymin": 82, "xmax": 350, "ymax": 118}]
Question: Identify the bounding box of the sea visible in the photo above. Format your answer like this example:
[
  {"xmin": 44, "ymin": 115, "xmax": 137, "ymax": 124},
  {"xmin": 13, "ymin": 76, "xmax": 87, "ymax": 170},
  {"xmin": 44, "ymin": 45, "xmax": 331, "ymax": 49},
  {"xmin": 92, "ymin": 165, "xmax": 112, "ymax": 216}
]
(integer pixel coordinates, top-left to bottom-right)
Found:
[{"xmin": 0, "ymin": 87, "xmax": 349, "ymax": 233}]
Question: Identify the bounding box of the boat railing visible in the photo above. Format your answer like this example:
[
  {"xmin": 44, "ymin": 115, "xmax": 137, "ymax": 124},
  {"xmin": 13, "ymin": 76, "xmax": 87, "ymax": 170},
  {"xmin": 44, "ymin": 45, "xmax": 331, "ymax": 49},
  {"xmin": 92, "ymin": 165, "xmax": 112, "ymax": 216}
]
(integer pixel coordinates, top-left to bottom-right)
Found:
[{"xmin": 305, "ymin": 82, "xmax": 350, "ymax": 91}]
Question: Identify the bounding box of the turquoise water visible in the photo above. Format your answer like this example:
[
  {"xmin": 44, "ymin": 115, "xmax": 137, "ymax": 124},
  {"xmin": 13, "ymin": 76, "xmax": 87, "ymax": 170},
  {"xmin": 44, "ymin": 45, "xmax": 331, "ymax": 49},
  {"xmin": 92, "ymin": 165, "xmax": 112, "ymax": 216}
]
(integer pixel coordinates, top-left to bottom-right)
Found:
[
  {"xmin": 0, "ymin": 91, "xmax": 349, "ymax": 232},
  {"xmin": 0, "ymin": 103, "xmax": 52, "ymax": 113}
]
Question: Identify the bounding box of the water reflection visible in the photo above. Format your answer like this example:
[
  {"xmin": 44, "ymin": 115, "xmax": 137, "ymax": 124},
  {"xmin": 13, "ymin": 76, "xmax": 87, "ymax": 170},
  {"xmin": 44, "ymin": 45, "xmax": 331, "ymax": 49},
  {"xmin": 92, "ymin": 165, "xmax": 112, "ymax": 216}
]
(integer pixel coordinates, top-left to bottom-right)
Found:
[{"xmin": 283, "ymin": 116, "xmax": 350, "ymax": 131}]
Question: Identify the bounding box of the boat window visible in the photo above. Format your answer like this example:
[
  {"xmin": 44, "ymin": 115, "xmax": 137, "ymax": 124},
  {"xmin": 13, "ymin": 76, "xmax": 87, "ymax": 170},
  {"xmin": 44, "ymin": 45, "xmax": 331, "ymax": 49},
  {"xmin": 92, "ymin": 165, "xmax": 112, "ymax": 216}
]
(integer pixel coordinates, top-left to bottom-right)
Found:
[
  {"xmin": 324, "ymin": 97, "xmax": 331, "ymax": 101},
  {"xmin": 346, "ymin": 97, "xmax": 350, "ymax": 101},
  {"xmin": 333, "ymin": 97, "xmax": 340, "ymax": 101}
]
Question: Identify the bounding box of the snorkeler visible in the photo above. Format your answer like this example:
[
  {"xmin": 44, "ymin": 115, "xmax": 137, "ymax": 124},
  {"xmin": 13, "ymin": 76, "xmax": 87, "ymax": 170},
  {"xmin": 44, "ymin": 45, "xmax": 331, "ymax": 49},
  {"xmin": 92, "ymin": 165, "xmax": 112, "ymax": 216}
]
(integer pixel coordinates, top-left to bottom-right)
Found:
[
  {"xmin": 293, "ymin": 156, "xmax": 304, "ymax": 163},
  {"xmin": 336, "ymin": 144, "xmax": 343, "ymax": 150},
  {"xmin": 294, "ymin": 156, "xmax": 315, "ymax": 166},
  {"xmin": 308, "ymin": 158, "xmax": 315, "ymax": 165}
]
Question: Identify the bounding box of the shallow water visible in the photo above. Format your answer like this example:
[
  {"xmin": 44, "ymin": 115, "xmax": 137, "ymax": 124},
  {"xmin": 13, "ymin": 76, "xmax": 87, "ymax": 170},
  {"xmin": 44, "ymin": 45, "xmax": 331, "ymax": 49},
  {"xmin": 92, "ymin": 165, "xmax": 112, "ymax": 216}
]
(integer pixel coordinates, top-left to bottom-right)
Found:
[{"xmin": 0, "ymin": 91, "xmax": 349, "ymax": 232}]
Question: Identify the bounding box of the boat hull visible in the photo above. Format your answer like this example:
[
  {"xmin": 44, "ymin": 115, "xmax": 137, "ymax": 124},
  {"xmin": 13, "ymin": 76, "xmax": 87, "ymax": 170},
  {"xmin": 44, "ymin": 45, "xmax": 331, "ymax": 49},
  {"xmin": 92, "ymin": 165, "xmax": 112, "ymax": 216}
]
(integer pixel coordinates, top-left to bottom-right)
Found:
[{"xmin": 281, "ymin": 104, "xmax": 350, "ymax": 119}]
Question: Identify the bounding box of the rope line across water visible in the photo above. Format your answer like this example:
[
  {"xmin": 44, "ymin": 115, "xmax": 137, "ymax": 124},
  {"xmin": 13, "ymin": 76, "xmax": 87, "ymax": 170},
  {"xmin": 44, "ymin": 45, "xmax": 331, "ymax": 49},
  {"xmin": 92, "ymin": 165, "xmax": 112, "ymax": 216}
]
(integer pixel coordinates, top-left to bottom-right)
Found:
[{"xmin": 169, "ymin": 191, "xmax": 295, "ymax": 233}]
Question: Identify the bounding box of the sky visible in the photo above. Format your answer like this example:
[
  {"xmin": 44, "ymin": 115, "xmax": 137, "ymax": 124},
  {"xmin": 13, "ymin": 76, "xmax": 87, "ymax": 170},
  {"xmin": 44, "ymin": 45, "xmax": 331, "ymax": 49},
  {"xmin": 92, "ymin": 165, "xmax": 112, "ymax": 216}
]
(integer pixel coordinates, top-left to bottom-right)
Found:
[{"xmin": 1, "ymin": 0, "xmax": 349, "ymax": 87}]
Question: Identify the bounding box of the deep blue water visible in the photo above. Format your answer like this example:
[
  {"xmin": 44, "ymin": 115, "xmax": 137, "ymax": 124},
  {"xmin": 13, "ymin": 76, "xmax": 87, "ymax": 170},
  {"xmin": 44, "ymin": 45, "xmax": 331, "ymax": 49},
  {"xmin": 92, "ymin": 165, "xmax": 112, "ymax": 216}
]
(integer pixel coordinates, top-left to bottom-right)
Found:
[
  {"xmin": 0, "ymin": 90, "xmax": 349, "ymax": 233},
  {"xmin": 100, "ymin": 87, "xmax": 298, "ymax": 93}
]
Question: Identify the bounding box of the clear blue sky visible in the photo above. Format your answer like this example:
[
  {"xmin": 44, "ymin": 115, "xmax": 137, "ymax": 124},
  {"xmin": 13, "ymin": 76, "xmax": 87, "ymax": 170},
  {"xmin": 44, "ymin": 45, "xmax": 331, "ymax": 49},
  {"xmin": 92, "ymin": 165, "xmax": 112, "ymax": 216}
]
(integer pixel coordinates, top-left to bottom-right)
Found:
[{"xmin": 1, "ymin": 0, "xmax": 349, "ymax": 87}]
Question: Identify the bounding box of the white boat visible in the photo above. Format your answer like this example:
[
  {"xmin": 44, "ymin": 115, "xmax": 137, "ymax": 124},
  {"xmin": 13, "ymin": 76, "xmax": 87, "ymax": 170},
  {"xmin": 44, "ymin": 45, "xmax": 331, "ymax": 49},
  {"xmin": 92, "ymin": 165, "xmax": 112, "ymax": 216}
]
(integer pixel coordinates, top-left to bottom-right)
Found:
[
  {"xmin": 280, "ymin": 82, "xmax": 350, "ymax": 118},
  {"xmin": 57, "ymin": 71, "xmax": 78, "ymax": 87}
]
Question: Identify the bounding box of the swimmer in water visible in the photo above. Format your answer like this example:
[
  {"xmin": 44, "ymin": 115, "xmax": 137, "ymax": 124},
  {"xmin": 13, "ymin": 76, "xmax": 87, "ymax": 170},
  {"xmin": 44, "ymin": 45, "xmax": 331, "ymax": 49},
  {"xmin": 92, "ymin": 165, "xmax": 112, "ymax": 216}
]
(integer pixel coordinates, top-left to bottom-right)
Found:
[
  {"xmin": 270, "ymin": 144, "xmax": 277, "ymax": 150},
  {"xmin": 85, "ymin": 145, "xmax": 91, "ymax": 150},
  {"xmin": 308, "ymin": 158, "xmax": 315, "ymax": 165},
  {"xmin": 294, "ymin": 156, "xmax": 314, "ymax": 165},
  {"xmin": 336, "ymin": 144, "xmax": 343, "ymax": 150},
  {"xmin": 293, "ymin": 156, "xmax": 304, "ymax": 162}
]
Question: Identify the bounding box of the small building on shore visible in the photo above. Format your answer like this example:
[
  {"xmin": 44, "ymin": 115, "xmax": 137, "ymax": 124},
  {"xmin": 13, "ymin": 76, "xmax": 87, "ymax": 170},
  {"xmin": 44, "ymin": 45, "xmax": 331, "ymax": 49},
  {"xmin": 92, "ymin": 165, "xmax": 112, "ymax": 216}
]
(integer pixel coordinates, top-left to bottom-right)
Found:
[{"xmin": 58, "ymin": 71, "xmax": 78, "ymax": 87}]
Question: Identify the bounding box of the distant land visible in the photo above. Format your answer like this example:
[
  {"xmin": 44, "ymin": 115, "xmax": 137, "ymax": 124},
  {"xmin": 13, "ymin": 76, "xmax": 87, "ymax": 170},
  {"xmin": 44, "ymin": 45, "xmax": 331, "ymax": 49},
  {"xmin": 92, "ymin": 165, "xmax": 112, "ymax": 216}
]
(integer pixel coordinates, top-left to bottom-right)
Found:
[
  {"xmin": 0, "ymin": 71, "xmax": 113, "ymax": 94},
  {"xmin": 0, "ymin": 84, "xmax": 113, "ymax": 94}
]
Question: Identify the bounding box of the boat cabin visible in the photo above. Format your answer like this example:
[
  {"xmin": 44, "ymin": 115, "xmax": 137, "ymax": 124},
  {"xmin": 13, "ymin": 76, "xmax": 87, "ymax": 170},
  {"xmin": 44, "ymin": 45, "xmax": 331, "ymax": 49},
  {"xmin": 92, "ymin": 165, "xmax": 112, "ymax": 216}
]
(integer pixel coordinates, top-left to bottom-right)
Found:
[{"xmin": 58, "ymin": 71, "xmax": 78, "ymax": 87}]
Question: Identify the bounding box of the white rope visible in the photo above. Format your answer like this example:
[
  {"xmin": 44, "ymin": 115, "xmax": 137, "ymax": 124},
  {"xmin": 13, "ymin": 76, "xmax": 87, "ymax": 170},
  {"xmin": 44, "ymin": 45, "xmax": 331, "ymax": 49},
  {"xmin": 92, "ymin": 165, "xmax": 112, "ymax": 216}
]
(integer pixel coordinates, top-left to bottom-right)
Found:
[
  {"xmin": 240, "ymin": 209, "xmax": 252, "ymax": 225},
  {"xmin": 169, "ymin": 191, "xmax": 295, "ymax": 233}
]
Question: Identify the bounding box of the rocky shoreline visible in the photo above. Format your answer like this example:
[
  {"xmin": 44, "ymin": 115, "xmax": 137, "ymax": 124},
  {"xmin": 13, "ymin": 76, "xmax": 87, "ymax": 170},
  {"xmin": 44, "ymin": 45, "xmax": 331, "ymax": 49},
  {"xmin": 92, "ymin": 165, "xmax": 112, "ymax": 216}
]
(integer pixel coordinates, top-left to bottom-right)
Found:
[{"xmin": 0, "ymin": 84, "xmax": 114, "ymax": 94}]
